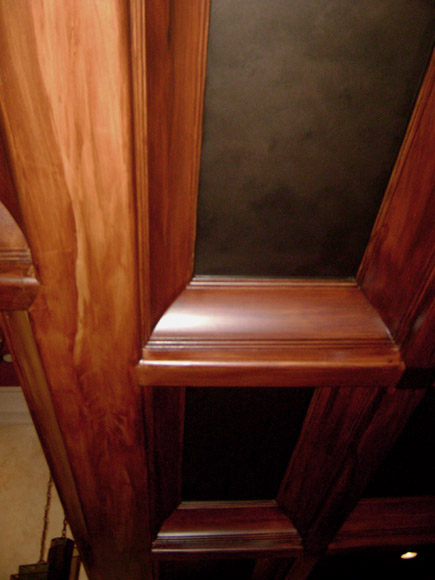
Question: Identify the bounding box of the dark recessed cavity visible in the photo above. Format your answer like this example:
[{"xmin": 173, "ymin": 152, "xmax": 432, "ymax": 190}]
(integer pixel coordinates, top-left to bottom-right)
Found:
[{"xmin": 182, "ymin": 387, "xmax": 313, "ymax": 501}]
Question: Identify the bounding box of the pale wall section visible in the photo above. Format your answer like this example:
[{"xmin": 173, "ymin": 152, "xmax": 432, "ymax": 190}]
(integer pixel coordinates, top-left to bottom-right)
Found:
[{"xmin": 0, "ymin": 395, "xmax": 87, "ymax": 580}]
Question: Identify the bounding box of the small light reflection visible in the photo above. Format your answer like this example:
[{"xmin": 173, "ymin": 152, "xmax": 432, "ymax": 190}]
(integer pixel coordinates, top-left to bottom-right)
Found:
[{"xmin": 400, "ymin": 552, "xmax": 418, "ymax": 560}]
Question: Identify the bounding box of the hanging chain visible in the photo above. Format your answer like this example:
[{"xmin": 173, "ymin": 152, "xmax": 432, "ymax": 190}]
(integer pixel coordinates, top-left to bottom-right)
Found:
[
  {"xmin": 39, "ymin": 474, "xmax": 53, "ymax": 563},
  {"xmin": 61, "ymin": 517, "xmax": 68, "ymax": 539}
]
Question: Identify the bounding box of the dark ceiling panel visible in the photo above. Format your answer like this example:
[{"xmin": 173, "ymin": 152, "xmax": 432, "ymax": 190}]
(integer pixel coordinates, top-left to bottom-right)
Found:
[
  {"xmin": 182, "ymin": 387, "xmax": 313, "ymax": 501},
  {"xmin": 364, "ymin": 388, "xmax": 435, "ymax": 498},
  {"xmin": 195, "ymin": 0, "xmax": 434, "ymax": 277}
]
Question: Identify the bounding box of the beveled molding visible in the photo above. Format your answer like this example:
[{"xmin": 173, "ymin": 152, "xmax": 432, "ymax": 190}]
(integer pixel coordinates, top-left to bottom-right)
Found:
[
  {"xmin": 135, "ymin": 49, "xmax": 434, "ymax": 390},
  {"xmin": 137, "ymin": 278, "xmax": 403, "ymax": 387}
]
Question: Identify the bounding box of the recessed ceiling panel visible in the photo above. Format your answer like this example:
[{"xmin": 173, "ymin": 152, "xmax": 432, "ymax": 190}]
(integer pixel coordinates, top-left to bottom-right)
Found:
[
  {"xmin": 182, "ymin": 387, "xmax": 313, "ymax": 501},
  {"xmin": 194, "ymin": 0, "xmax": 434, "ymax": 277}
]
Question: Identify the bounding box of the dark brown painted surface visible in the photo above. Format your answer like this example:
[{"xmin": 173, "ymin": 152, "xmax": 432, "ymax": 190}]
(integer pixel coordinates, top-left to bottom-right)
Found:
[{"xmin": 195, "ymin": 0, "xmax": 434, "ymax": 277}]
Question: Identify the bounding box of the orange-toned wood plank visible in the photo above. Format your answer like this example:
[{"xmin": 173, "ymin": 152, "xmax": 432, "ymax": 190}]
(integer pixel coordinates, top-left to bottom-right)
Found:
[
  {"xmin": 144, "ymin": 0, "xmax": 210, "ymax": 330},
  {"xmin": 0, "ymin": 3, "xmax": 151, "ymax": 578},
  {"xmin": 330, "ymin": 496, "xmax": 435, "ymax": 550},
  {"xmin": 152, "ymin": 501, "xmax": 302, "ymax": 559},
  {"xmin": 358, "ymin": 52, "xmax": 435, "ymax": 366},
  {"xmin": 137, "ymin": 280, "xmax": 403, "ymax": 387}
]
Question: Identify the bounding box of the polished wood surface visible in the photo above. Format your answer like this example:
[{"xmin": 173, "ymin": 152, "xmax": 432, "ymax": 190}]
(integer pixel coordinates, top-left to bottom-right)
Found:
[
  {"xmin": 137, "ymin": 279, "xmax": 403, "ymax": 387},
  {"xmin": 0, "ymin": 201, "xmax": 39, "ymax": 310},
  {"xmin": 0, "ymin": 2, "xmax": 433, "ymax": 579},
  {"xmin": 153, "ymin": 501, "xmax": 301, "ymax": 559},
  {"xmin": 143, "ymin": 0, "xmax": 210, "ymax": 330},
  {"xmin": 330, "ymin": 496, "xmax": 435, "ymax": 550},
  {"xmin": 358, "ymin": 51, "xmax": 435, "ymax": 366},
  {"xmin": 0, "ymin": 3, "xmax": 151, "ymax": 578}
]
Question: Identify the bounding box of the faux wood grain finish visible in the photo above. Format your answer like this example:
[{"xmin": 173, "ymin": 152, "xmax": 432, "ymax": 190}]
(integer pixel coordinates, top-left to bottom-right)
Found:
[
  {"xmin": 0, "ymin": 201, "xmax": 39, "ymax": 310},
  {"xmin": 137, "ymin": 280, "xmax": 403, "ymax": 387},
  {"xmin": 358, "ymin": 51, "xmax": 435, "ymax": 366},
  {"xmin": 152, "ymin": 501, "xmax": 302, "ymax": 559},
  {"xmin": 0, "ymin": 3, "xmax": 151, "ymax": 579},
  {"xmin": 330, "ymin": 496, "xmax": 435, "ymax": 550},
  {"xmin": 144, "ymin": 0, "xmax": 210, "ymax": 330}
]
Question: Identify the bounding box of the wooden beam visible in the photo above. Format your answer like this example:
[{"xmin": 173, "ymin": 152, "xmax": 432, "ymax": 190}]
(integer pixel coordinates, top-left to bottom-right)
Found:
[
  {"xmin": 0, "ymin": 3, "xmax": 152, "ymax": 578},
  {"xmin": 358, "ymin": 51, "xmax": 435, "ymax": 367},
  {"xmin": 278, "ymin": 385, "xmax": 425, "ymax": 551},
  {"xmin": 152, "ymin": 501, "xmax": 302, "ymax": 560},
  {"xmin": 140, "ymin": 0, "xmax": 210, "ymax": 330}
]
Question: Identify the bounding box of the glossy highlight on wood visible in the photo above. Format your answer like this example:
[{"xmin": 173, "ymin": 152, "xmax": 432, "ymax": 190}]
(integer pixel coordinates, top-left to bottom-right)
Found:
[
  {"xmin": 153, "ymin": 501, "xmax": 302, "ymax": 559},
  {"xmin": 137, "ymin": 279, "xmax": 403, "ymax": 387}
]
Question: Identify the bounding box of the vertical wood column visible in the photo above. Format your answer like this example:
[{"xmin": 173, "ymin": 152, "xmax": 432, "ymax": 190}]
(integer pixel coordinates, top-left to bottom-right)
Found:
[{"xmin": 0, "ymin": 2, "xmax": 152, "ymax": 578}]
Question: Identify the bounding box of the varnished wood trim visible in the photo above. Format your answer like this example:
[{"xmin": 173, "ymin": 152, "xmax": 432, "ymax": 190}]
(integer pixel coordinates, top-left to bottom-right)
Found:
[
  {"xmin": 129, "ymin": 0, "xmax": 151, "ymax": 342},
  {"xmin": 279, "ymin": 386, "xmax": 426, "ymax": 551},
  {"xmin": 330, "ymin": 497, "xmax": 435, "ymax": 550},
  {"xmin": 137, "ymin": 281, "xmax": 403, "ymax": 387},
  {"xmin": 358, "ymin": 51, "xmax": 435, "ymax": 366},
  {"xmin": 0, "ymin": 201, "xmax": 39, "ymax": 310},
  {"xmin": 143, "ymin": 0, "xmax": 210, "ymax": 329},
  {"xmin": 152, "ymin": 501, "xmax": 302, "ymax": 559}
]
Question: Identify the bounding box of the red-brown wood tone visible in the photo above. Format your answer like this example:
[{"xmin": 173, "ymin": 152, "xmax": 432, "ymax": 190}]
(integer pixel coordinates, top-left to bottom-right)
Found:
[
  {"xmin": 0, "ymin": 131, "xmax": 23, "ymax": 231},
  {"xmin": 284, "ymin": 554, "xmax": 321, "ymax": 580},
  {"xmin": 0, "ymin": 3, "xmax": 151, "ymax": 579},
  {"xmin": 252, "ymin": 558, "xmax": 295, "ymax": 580},
  {"xmin": 330, "ymin": 496, "xmax": 435, "ymax": 550},
  {"xmin": 137, "ymin": 279, "xmax": 403, "ymax": 387},
  {"xmin": 144, "ymin": 0, "xmax": 210, "ymax": 330},
  {"xmin": 279, "ymin": 386, "xmax": 426, "ymax": 551},
  {"xmin": 278, "ymin": 387, "xmax": 384, "ymax": 536},
  {"xmin": 144, "ymin": 386, "xmax": 185, "ymax": 539},
  {"xmin": 0, "ymin": 201, "xmax": 39, "ymax": 310},
  {"xmin": 358, "ymin": 51, "xmax": 435, "ymax": 367},
  {"xmin": 152, "ymin": 501, "xmax": 301, "ymax": 560}
]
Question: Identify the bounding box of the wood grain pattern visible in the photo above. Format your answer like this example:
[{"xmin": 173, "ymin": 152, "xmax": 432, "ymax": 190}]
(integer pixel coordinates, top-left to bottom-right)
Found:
[
  {"xmin": 0, "ymin": 3, "xmax": 152, "ymax": 578},
  {"xmin": 152, "ymin": 501, "xmax": 302, "ymax": 559},
  {"xmin": 358, "ymin": 51, "xmax": 435, "ymax": 366},
  {"xmin": 0, "ymin": 201, "xmax": 39, "ymax": 310},
  {"xmin": 144, "ymin": 0, "xmax": 210, "ymax": 330},
  {"xmin": 137, "ymin": 280, "xmax": 403, "ymax": 387},
  {"xmin": 144, "ymin": 386, "xmax": 185, "ymax": 539},
  {"xmin": 330, "ymin": 496, "xmax": 435, "ymax": 550}
]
